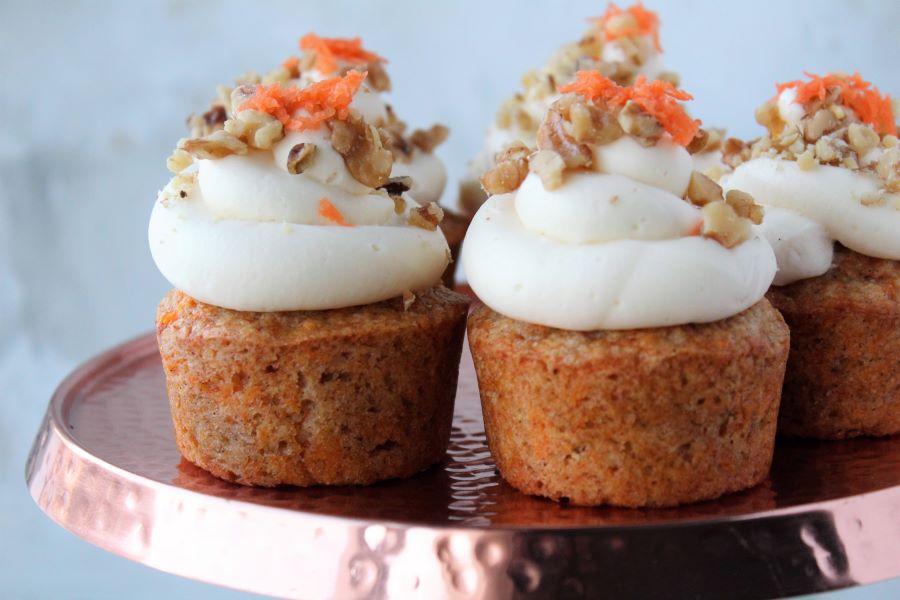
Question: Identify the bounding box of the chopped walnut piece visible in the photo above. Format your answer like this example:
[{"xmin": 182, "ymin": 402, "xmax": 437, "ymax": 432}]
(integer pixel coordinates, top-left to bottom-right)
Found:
[
  {"xmin": 330, "ymin": 113, "xmax": 394, "ymax": 188},
  {"xmin": 803, "ymin": 108, "xmax": 839, "ymax": 142},
  {"xmin": 481, "ymin": 144, "xmax": 531, "ymax": 195},
  {"xmin": 701, "ymin": 200, "xmax": 751, "ymax": 248},
  {"xmin": 409, "ymin": 124, "xmax": 449, "ymax": 153},
  {"xmin": 657, "ymin": 71, "xmax": 681, "ymax": 86},
  {"xmin": 754, "ymin": 101, "xmax": 784, "ymax": 136},
  {"xmin": 722, "ymin": 138, "xmax": 751, "ymax": 168},
  {"xmin": 182, "ymin": 130, "xmax": 248, "ymax": 159},
  {"xmin": 725, "ymin": 189, "xmax": 763, "ymax": 224},
  {"xmin": 392, "ymin": 196, "xmax": 407, "ymax": 214},
  {"xmin": 378, "ymin": 176, "xmax": 413, "ymax": 197},
  {"xmin": 529, "ymin": 149, "xmax": 566, "ymax": 190},
  {"xmin": 847, "ymin": 123, "xmax": 880, "ymax": 156},
  {"xmin": 166, "ymin": 148, "xmax": 193, "ymax": 173},
  {"xmin": 685, "ymin": 171, "xmax": 723, "ymax": 207},
  {"xmin": 877, "ymin": 147, "xmax": 900, "ymax": 192},
  {"xmin": 617, "ymin": 100, "xmax": 663, "ymax": 146},
  {"xmin": 366, "ymin": 62, "xmax": 391, "ymax": 92},
  {"xmin": 538, "ymin": 105, "xmax": 592, "ymax": 168},
  {"xmin": 814, "ymin": 137, "xmax": 840, "ymax": 164},
  {"xmin": 567, "ymin": 99, "xmax": 624, "ymax": 145},
  {"xmin": 230, "ymin": 85, "xmax": 257, "ymax": 112},
  {"xmin": 286, "ymin": 143, "xmax": 317, "ymax": 174},
  {"xmin": 225, "ymin": 109, "xmax": 285, "ymax": 150},
  {"xmin": 408, "ymin": 202, "xmax": 444, "ymax": 230},
  {"xmin": 686, "ymin": 129, "xmax": 710, "ymax": 155},
  {"xmin": 860, "ymin": 192, "xmax": 885, "ymax": 207},
  {"xmin": 261, "ymin": 66, "xmax": 292, "ymax": 85},
  {"xmin": 796, "ymin": 148, "xmax": 817, "ymax": 170},
  {"xmin": 170, "ymin": 171, "xmax": 197, "ymax": 200}
]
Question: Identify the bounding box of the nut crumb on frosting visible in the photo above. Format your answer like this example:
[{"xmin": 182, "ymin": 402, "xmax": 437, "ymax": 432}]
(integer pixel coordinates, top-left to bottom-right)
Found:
[
  {"xmin": 481, "ymin": 144, "xmax": 531, "ymax": 195},
  {"xmin": 286, "ymin": 143, "xmax": 317, "ymax": 174},
  {"xmin": 330, "ymin": 112, "xmax": 394, "ymax": 188},
  {"xmin": 408, "ymin": 202, "xmax": 444, "ymax": 230}
]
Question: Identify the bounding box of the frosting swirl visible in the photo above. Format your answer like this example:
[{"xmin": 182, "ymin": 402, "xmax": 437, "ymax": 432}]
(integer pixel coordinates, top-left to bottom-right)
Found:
[
  {"xmin": 150, "ymin": 68, "xmax": 449, "ymax": 312},
  {"xmin": 466, "ymin": 131, "xmax": 775, "ymax": 331}
]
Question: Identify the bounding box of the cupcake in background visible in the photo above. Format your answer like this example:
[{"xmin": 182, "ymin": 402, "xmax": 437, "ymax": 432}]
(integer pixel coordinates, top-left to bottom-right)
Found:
[
  {"xmin": 459, "ymin": 2, "xmax": 681, "ymax": 218},
  {"xmin": 465, "ymin": 71, "xmax": 789, "ymax": 507},
  {"xmin": 725, "ymin": 72, "xmax": 900, "ymax": 439},
  {"xmin": 151, "ymin": 44, "xmax": 470, "ymax": 487}
]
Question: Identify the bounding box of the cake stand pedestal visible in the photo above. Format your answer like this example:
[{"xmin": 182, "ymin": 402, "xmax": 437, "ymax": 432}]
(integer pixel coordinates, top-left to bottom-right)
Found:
[{"xmin": 26, "ymin": 331, "xmax": 900, "ymax": 599}]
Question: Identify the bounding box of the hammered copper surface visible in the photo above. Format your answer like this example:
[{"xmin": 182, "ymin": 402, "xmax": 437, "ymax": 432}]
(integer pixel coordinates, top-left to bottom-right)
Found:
[{"xmin": 27, "ymin": 333, "xmax": 900, "ymax": 600}]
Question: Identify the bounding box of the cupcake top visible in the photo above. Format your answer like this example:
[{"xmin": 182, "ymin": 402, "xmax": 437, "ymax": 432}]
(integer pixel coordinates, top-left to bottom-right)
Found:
[
  {"xmin": 149, "ymin": 38, "xmax": 451, "ymax": 312},
  {"xmin": 470, "ymin": 3, "xmax": 679, "ymax": 180},
  {"xmin": 464, "ymin": 72, "xmax": 776, "ymax": 331},
  {"xmin": 725, "ymin": 72, "xmax": 899, "ymax": 285}
]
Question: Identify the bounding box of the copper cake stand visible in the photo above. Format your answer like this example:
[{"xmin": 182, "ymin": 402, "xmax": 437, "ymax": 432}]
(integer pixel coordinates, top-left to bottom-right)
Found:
[{"xmin": 26, "ymin": 331, "xmax": 900, "ymax": 599}]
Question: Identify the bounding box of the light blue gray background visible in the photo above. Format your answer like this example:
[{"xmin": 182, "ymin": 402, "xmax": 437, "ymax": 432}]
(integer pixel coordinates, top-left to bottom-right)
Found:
[{"xmin": 1, "ymin": 1, "xmax": 898, "ymax": 598}]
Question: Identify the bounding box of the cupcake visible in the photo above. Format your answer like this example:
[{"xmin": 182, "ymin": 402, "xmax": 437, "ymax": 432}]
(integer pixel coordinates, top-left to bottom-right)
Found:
[
  {"xmin": 725, "ymin": 72, "xmax": 900, "ymax": 439},
  {"xmin": 149, "ymin": 44, "xmax": 470, "ymax": 486},
  {"xmin": 459, "ymin": 2, "xmax": 681, "ymax": 218},
  {"xmin": 464, "ymin": 72, "xmax": 789, "ymax": 507},
  {"xmin": 231, "ymin": 33, "xmax": 466, "ymax": 286}
]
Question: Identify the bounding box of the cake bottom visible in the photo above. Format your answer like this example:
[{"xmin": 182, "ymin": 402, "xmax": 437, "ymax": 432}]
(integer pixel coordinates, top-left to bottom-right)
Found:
[
  {"xmin": 768, "ymin": 246, "xmax": 900, "ymax": 439},
  {"xmin": 156, "ymin": 286, "xmax": 470, "ymax": 487},
  {"xmin": 467, "ymin": 300, "xmax": 790, "ymax": 508}
]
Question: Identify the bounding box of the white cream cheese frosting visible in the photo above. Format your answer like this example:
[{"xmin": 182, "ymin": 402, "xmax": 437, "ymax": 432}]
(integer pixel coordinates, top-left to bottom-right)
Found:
[
  {"xmin": 726, "ymin": 158, "xmax": 900, "ymax": 280},
  {"xmin": 465, "ymin": 136, "xmax": 776, "ymax": 331},
  {"xmin": 150, "ymin": 126, "xmax": 449, "ymax": 312}
]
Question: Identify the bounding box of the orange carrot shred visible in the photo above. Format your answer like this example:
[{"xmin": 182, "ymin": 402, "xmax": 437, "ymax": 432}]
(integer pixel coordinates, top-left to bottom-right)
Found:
[
  {"xmin": 775, "ymin": 72, "xmax": 896, "ymax": 136},
  {"xmin": 559, "ymin": 72, "xmax": 700, "ymax": 146},
  {"xmin": 159, "ymin": 312, "xmax": 177, "ymax": 327},
  {"xmin": 282, "ymin": 55, "xmax": 299, "ymax": 72},
  {"xmin": 593, "ymin": 2, "xmax": 662, "ymax": 52},
  {"xmin": 299, "ymin": 33, "xmax": 386, "ymax": 75},
  {"xmin": 238, "ymin": 70, "xmax": 367, "ymax": 132},
  {"xmin": 318, "ymin": 198, "xmax": 353, "ymax": 227}
]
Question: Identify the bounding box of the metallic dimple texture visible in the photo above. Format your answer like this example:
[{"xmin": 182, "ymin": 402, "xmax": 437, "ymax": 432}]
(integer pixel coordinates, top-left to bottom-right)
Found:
[{"xmin": 25, "ymin": 333, "xmax": 900, "ymax": 599}]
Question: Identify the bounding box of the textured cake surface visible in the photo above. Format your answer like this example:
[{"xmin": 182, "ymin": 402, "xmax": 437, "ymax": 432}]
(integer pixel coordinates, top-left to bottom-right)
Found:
[
  {"xmin": 157, "ymin": 286, "xmax": 470, "ymax": 486},
  {"xmin": 468, "ymin": 300, "xmax": 790, "ymax": 507}
]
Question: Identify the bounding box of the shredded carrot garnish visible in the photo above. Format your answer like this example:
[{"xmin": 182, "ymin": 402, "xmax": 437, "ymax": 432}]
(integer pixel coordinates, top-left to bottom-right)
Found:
[
  {"xmin": 238, "ymin": 70, "xmax": 366, "ymax": 132},
  {"xmin": 158, "ymin": 312, "xmax": 177, "ymax": 327},
  {"xmin": 559, "ymin": 72, "xmax": 700, "ymax": 145},
  {"xmin": 318, "ymin": 198, "xmax": 353, "ymax": 227},
  {"xmin": 593, "ymin": 2, "xmax": 662, "ymax": 52},
  {"xmin": 299, "ymin": 33, "xmax": 386, "ymax": 75},
  {"xmin": 282, "ymin": 55, "xmax": 299, "ymax": 72},
  {"xmin": 776, "ymin": 72, "xmax": 896, "ymax": 136}
]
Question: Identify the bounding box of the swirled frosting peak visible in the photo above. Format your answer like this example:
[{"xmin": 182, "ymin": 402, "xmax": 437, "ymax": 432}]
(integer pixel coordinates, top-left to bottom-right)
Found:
[
  {"xmin": 150, "ymin": 58, "xmax": 451, "ymax": 312},
  {"xmin": 466, "ymin": 72, "xmax": 776, "ymax": 331}
]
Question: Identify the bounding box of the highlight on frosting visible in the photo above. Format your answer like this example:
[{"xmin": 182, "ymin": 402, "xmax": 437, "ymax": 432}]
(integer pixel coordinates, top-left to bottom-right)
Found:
[
  {"xmin": 464, "ymin": 71, "xmax": 776, "ymax": 331},
  {"xmin": 724, "ymin": 71, "xmax": 900, "ymax": 284},
  {"xmin": 150, "ymin": 36, "xmax": 453, "ymax": 312},
  {"xmin": 593, "ymin": 1, "xmax": 661, "ymax": 51},
  {"xmin": 299, "ymin": 33, "xmax": 387, "ymax": 75}
]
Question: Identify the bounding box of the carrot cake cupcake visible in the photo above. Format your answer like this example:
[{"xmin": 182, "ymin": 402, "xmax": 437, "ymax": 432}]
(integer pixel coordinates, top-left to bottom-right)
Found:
[
  {"xmin": 464, "ymin": 72, "xmax": 789, "ymax": 507},
  {"xmin": 459, "ymin": 2, "xmax": 681, "ymax": 218},
  {"xmin": 725, "ymin": 72, "xmax": 899, "ymax": 439},
  {"xmin": 149, "ymin": 47, "xmax": 469, "ymax": 487}
]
